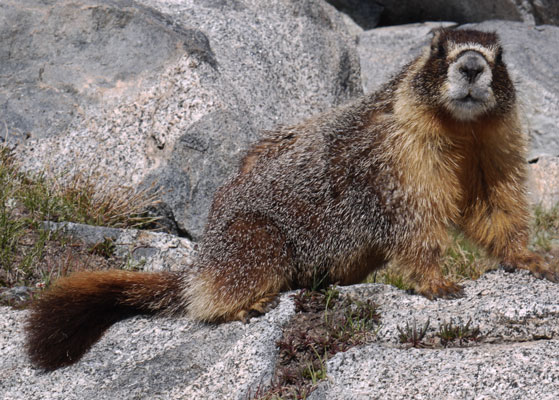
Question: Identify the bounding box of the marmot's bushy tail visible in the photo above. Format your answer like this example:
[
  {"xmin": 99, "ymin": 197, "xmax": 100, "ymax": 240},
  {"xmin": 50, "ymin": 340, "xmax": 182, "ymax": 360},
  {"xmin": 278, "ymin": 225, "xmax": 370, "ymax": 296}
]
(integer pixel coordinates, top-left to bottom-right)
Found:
[{"xmin": 25, "ymin": 270, "xmax": 182, "ymax": 371}]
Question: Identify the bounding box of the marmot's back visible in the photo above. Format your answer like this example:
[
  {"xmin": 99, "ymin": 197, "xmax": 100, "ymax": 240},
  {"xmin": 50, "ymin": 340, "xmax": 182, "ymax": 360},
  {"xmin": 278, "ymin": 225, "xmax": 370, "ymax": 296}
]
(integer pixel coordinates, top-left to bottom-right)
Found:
[{"xmin": 202, "ymin": 96, "xmax": 394, "ymax": 286}]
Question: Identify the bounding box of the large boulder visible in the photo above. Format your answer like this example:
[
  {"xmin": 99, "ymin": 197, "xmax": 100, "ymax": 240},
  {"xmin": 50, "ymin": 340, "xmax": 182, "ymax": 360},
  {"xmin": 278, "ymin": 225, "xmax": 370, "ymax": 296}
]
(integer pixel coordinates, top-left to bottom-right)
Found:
[
  {"xmin": 0, "ymin": 292, "xmax": 296, "ymax": 400},
  {"xmin": 0, "ymin": 0, "xmax": 192, "ymax": 142},
  {"xmin": 357, "ymin": 21, "xmax": 455, "ymax": 94},
  {"xmin": 3, "ymin": 0, "xmax": 362, "ymax": 239},
  {"xmin": 310, "ymin": 271, "xmax": 559, "ymax": 399},
  {"xmin": 325, "ymin": 0, "xmax": 383, "ymax": 29}
]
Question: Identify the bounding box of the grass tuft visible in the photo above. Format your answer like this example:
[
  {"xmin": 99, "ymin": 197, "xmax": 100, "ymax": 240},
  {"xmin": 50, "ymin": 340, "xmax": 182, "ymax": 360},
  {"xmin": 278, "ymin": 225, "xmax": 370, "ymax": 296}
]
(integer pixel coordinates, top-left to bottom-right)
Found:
[
  {"xmin": 88, "ymin": 237, "xmax": 117, "ymax": 258},
  {"xmin": 436, "ymin": 319, "xmax": 481, "ymax": 346},
  {"xmin": 531, "ymin": 203, "xmax": 559, "ymax": 252},
  {"xmin": 397, "ymin": 319, "xmax": 431, "ymax": 348},
  {"xmin": 20, "ymin": 168, "xmax": 161, "ymax": 230},
  {"xmin": 0, "ymin": 144, "xmax": 160, "ymax": 296}
]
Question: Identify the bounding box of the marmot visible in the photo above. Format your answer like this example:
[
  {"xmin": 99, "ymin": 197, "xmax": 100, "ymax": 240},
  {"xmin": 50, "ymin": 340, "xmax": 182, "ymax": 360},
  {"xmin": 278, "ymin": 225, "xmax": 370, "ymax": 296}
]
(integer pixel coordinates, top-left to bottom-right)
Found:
[{"xmin": 26, "ymin": 28, "xmax": 558, "ymax": 371}]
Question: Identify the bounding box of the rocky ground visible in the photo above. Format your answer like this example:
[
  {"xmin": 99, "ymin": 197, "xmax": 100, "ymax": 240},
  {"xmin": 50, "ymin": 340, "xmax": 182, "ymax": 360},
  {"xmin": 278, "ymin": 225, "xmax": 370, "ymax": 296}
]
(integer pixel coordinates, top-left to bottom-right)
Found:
[
  {"xmin": 1, "ymin": 0, "xmax": 559, "ymax": 399},
  {"xmin": 2, "ymin": 271, "xmax": 559, "ymax": 399}
]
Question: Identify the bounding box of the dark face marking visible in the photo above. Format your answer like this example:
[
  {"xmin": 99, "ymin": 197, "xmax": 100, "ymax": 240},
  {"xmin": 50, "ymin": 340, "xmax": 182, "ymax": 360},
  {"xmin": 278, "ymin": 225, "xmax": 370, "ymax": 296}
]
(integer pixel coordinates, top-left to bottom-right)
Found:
[{"xmin": 490, "ymin": 49, "xmax": 515, "ymax": 115}]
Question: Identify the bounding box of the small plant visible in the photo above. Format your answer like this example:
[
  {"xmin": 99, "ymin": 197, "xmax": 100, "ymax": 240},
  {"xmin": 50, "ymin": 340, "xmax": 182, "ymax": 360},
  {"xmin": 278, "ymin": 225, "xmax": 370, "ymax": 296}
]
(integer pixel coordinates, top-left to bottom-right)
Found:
[
  {"xmin": 330, "ymin": 297, "xmax": 380, "ymax": 343},
  {"xmin": 121, "ymin": 255, "xmax": 147, "ymax": 271},
  {"xmin": 254, "ymin": 287, "xmax": 381, "ymax": 399},
  {"xmin": 310, "ymin": 266, "xmax": 329, "ymax": 291},
  {"xmin": 323, "ymin": 286, "xmax": 340, "ymax": 308},
  {"xmin": 88, "ymin": 237, "xmax": 117, "ymax": 258},
  {"xmin": 303, "ymin": 347, "xmax": 328, "ymax": 385},
  {"xmin": 397, "ymin": 319, "xmax": 431, "ymax": 348},
  {"xmin": 436, "ymin": 318, "xmax": 481, "ymax": 346}
]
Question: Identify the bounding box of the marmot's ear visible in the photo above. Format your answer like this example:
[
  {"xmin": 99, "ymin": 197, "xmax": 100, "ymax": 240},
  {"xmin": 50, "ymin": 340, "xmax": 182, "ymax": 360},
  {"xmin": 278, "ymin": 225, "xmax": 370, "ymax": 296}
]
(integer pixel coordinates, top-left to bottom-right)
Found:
[
  {"xmin": 429, "ymin": 25, "xmax": 456, "ymax": 38},
  {"xmin": 429, "ymin": 28, "xmax": 448, "ymax": 56}
]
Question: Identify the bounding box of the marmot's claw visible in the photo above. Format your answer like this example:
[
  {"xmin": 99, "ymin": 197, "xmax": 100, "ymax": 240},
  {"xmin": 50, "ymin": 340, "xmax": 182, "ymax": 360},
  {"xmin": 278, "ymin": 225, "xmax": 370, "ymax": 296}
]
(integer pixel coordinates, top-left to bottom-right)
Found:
[{"xmin": 235, "ymin": 294, "xmax": 280, "ymax": 323}]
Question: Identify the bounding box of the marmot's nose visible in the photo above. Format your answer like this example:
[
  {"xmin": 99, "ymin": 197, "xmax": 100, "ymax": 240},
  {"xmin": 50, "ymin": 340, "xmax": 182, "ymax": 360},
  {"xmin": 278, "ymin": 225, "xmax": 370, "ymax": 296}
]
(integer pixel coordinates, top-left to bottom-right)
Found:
[{"xmin": 458, "ymin": 52, "xmax": 486, "ymax": 83}]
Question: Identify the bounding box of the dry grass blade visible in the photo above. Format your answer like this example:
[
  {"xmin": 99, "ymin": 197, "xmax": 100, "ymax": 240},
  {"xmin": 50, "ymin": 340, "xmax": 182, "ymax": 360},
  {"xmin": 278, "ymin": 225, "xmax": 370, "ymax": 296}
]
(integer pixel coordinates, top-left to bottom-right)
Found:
[
  {"xmin": 49, "ymin": 169, "xmax": 162, "ymax": 229},
  {"xmin": 0, "ymin": 143, "xmax": 160, "ymax": 293}
]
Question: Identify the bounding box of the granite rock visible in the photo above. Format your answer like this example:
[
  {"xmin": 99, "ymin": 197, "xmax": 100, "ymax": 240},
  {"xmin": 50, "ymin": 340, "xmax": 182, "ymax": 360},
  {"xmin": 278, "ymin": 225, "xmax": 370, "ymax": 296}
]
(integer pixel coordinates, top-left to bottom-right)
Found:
[
  {"xmin": 43, "ymin": 221, "xmax": 197, "ymax": 271},
  {"xmin": 2, "ymin": 271, "xmax": 559, "ymax": 399},
  {"xmin": 529, "ymin": 156, "xmax": 559, "ymax": 209},
  {"xmin": 7, "ymin": 0, "xmax": 362, "ymax": 239},
  {"xmin": 2, "ymin": 3, "xmax": 559, "ymax": 398},
  {"xmin": 375, "ymin": 0, "xmax": 559, "ymax": 27},
  {"xmin": 0, "ymin": 292, "xmax": 296, "ymax": 400},
  {"xmin": 310, "ymin": 270, "xmax": 559, "ymax": 400},
  {"xmin": 0, "ymin": 0, "xmax": 192, "ymax": 143}
]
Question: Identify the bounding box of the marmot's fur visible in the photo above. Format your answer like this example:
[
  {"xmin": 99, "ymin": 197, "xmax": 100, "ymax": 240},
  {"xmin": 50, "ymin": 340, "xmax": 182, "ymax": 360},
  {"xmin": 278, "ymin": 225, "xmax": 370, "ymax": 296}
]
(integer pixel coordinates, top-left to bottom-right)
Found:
[{"xmin": 26, "ymin": 28, "xmax": 558, "ymax": 370}]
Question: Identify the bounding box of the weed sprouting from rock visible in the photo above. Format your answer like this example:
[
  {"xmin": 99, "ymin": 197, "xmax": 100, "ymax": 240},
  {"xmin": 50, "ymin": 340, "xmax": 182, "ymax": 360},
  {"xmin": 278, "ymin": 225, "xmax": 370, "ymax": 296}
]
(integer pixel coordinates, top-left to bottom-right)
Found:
[
  {"xmin": 436, "ymin": 319, "xmax": 481, "ymax": 346},
  {"xmin": 397, "ymin": 319, "xmax": 431, "ymax": 348},
  {"xmin": 397, "ymin": 318, "xmax": 483, "ymax": 350},
  {"xmin": 251, "ymin": 287, "xmax": 380, "ymax": 399},
  {"xmin": 88, "ymin": 237, "xmax": 117, "ymax": 259}
]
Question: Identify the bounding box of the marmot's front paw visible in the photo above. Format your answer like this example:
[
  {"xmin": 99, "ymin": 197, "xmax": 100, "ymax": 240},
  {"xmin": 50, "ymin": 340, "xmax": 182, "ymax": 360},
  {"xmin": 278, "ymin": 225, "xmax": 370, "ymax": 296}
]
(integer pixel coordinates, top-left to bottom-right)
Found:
[
  {"xmin": 415, "ymin": 279, "xmax": 464, "ymax": 300},
  {"xmin": 501, "ymin": 252, "xmax": 559, "ymax": 283}
]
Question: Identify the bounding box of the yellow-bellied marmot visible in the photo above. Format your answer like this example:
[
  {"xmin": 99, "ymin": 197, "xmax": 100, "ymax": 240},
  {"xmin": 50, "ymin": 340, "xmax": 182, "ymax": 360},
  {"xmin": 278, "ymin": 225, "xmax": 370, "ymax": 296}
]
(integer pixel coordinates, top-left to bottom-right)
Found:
[{"xmin": 26, "ymin": 28, "xmax": 558, "ymax": 371}]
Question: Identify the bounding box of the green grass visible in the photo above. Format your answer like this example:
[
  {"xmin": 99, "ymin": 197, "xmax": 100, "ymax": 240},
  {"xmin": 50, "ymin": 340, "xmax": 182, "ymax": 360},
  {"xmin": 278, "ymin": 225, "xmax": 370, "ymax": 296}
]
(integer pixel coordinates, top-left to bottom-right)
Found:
[
  {"xmin": 436, "ymin": 318, "xmax": 480, "ymax": 346},
  {"xmin": 440, "ymin": 231, "xmax": 494, "ymax": 282},
  {"xmin": 253, "ymin": 287, "xmax": 381, "ymax": 399},
  {"xmin": 397, "ymin": 319, "xmax": 431, "ymax": 348}
]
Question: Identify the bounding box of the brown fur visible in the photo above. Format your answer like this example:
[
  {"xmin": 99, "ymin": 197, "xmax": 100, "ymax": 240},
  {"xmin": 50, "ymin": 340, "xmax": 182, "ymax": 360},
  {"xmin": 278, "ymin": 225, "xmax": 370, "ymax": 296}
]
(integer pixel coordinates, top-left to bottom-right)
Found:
[
  {"xmin": 26, "ymin": 270, "xmax": 182, "ymax": 370},
  {"xmin": 25, "ymin": 28, "xmax": 558, "ymax": 370}
]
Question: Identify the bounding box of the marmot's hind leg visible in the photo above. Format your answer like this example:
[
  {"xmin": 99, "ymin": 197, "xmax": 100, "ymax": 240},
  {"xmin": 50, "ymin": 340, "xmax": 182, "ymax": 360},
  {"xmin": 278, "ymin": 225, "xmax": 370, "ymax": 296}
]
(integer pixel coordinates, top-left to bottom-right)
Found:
[{"xmin": 186, "ymin": 215, "xmax": 290, "ymax": 322}]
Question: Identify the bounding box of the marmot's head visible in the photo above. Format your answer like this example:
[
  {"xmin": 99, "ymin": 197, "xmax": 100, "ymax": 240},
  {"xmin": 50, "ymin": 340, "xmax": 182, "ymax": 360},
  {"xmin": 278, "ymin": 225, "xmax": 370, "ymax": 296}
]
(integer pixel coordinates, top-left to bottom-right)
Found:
[{"xmin": 411, "ymin": 29, "xmax": 515, "ymax": 121}]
